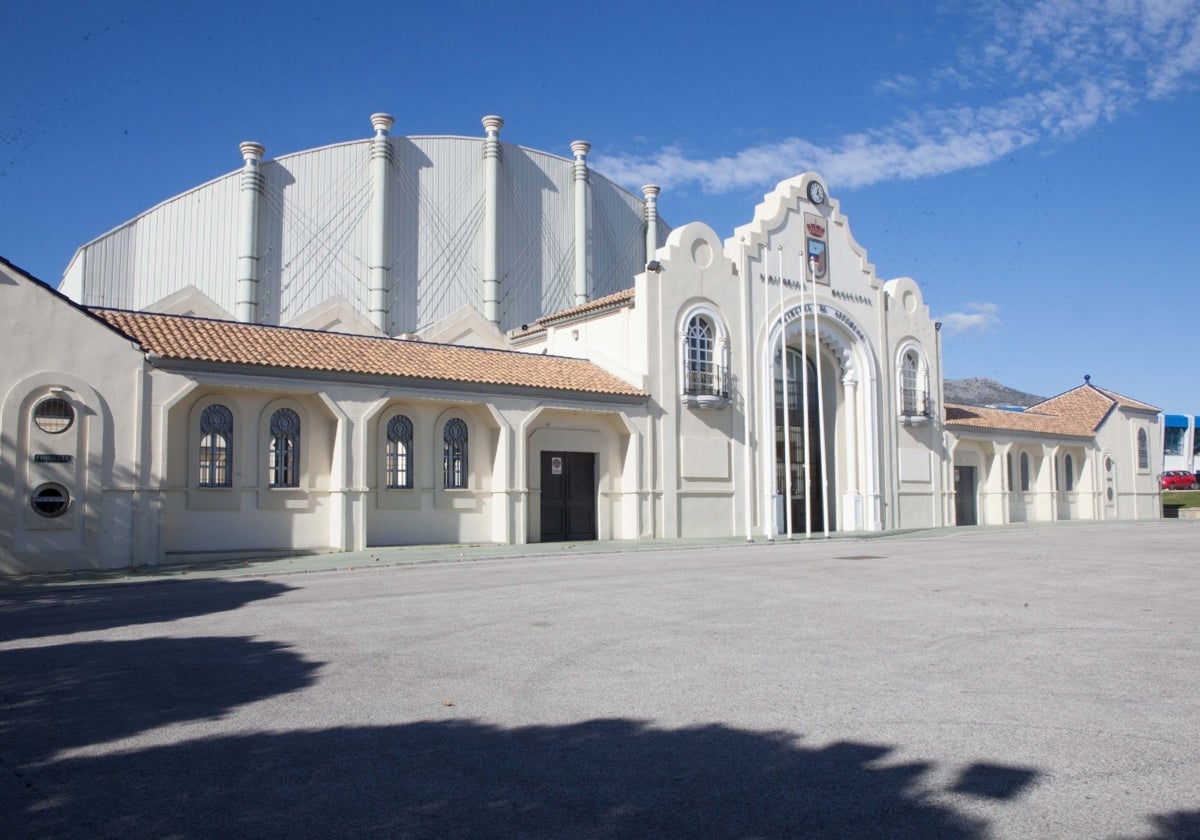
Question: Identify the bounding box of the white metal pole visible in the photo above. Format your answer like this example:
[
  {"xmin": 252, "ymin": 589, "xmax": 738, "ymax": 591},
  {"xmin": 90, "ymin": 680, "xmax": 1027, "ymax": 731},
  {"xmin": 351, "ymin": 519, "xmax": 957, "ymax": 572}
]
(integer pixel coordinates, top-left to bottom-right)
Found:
[
  {"xmin": 799, "ymin": 254, "xmax": 812, "ymax": 540},
  {"xmin": 739, "ymin": 236, "xmax": 755, "ymax": 542},
  {"xmin": 811, "ymin": 255, "xmax": 831, "ymax": 538},
  {"xmin": 779, "ymin": 246, "xmax": 794, "ymax": 540},
  {"xmin": 764, "ymin": 244, "xmax": 776, "ymax": 542}
]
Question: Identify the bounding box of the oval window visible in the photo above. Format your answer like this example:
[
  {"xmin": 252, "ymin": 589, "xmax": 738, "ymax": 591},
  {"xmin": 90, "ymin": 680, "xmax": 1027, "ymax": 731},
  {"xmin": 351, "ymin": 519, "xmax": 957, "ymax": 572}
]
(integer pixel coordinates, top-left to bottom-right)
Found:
[
  {"xmin": 30, "ymin": 483, "xmax": 71, "ymax": 518},
  {"xmin": 33, "ymin": 397, "xmax": 75, "ymax": 434}
]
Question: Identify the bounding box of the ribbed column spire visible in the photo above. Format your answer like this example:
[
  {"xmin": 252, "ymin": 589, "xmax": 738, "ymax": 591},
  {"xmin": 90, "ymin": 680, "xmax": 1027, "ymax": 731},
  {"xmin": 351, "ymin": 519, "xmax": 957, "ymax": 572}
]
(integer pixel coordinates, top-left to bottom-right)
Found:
[
  {"xmin": 571, "ymin": 140, "xmax": 591, "ymax": 306},
  {"xmin": 642, "ymin": 184, "xmax": 660, "ymax": 269},
  {"xmin": 236, "ymin": 141, "xmax": 265, "ymax": 323},
  {"xmin": 367, "ymin": 113, "xmax": 394, "ymax": 334},
  {"xmin": 482, "ymin": 115, "xmax": 504, "ymax": 325}
]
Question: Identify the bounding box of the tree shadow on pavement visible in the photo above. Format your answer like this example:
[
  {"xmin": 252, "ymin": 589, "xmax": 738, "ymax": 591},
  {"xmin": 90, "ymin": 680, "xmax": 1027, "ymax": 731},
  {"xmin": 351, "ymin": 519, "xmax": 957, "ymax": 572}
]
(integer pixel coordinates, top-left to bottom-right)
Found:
[
  {"xmin": 1117, "ymin": 811, "xmax": 1200, "ymax": 840},
  {"xmin": 3, "ymin": 715, "xmax": 1030, "ymax": 839},
  {"xmin": 0, "ymin": 636, "xmax": 321, "ymax": 760},
  {"xmin": 0, "ymin": 578, "xmax": 294, "ymax": 642}
]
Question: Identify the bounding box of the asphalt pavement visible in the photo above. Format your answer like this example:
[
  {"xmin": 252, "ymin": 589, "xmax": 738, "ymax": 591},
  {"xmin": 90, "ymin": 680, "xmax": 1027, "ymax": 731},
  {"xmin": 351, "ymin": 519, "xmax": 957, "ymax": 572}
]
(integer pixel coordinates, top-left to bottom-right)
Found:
[{"xmin": 2, "ymin": 520, "xmax": 1198, "ymax": 838}]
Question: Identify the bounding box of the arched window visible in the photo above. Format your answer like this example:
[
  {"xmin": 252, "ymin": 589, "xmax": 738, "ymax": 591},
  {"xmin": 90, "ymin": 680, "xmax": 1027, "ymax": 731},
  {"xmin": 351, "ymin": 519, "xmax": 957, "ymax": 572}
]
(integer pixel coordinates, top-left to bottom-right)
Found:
[
  {"xmin": 1064, "ymin": 453, "xmax": 1075, "ymax": 492},
  {"xmin": 684, "ymin": 315, "xmax": 722, "ymax": 396},
  {"xmin": 386, "ymin": 414, "xmax": 413, "ymax": 489},
  {"xmin": 443, "ymin": 418, "xmax": 468, "ymax": 489},
  {"xmin": 900, "ymin": 351, "xmax": 920, "ymax": 416},
  {"xmin": 1020, "ymin": 452, "xmax": 1031, "ymax": 492},
  {"xmin": 1137, "ymin": 428, "xmax": 1148, "ymax": 470},
  {"xmin": 269, "ymin": 408, "xmax": 301, "ymax": 488},
  {"xmin": 1007, "ymin": 452, "xmax": 1014, "ymax": 492},
  {"xmin": 199, "ymin": 404, "xmax": 233, "ymax": 487}
]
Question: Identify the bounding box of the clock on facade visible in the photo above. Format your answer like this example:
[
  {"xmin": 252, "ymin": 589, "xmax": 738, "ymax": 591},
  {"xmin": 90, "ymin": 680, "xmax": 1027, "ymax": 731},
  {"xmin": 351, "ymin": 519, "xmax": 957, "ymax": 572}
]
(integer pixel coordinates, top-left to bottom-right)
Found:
[{"xmin": 806, "ymin": 180, "xmax": 826, "ymax": 205}]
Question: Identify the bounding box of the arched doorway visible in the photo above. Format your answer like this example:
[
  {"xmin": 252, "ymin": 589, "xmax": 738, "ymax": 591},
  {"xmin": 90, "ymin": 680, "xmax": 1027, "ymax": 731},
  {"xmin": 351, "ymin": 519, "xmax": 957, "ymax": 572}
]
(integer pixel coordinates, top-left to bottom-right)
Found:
[{"xmin": 774, "ymin": 347, "xmax": 827, "ymax": 533}]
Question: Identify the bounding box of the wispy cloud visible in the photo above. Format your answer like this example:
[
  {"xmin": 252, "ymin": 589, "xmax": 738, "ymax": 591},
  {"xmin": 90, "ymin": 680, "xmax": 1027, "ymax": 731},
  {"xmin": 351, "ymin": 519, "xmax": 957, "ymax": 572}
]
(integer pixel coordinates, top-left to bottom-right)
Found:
[
  {"xmin": 938, "ymin": 303, "xmax": 1002, "ymax": 336},
  {"xmin": 593, "ymin": 1, "xmax": 1200, "ymax": 193}
]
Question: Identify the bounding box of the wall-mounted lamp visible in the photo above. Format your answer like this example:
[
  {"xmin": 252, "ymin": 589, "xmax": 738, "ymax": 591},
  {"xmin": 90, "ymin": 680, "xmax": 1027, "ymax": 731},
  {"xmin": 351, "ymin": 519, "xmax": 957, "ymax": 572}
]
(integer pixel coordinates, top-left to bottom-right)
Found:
[{"xmin": 646, "ymin": 260, "xmax": 662, "ymax": 272}]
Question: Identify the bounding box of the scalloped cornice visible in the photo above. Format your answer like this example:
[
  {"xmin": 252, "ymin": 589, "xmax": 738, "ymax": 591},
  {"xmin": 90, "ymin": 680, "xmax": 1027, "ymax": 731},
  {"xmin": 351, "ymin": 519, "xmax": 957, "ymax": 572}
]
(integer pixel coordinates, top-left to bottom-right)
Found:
[{"xmin": 723, "ymin": 172, "xmax": 879, "ymax": 290}]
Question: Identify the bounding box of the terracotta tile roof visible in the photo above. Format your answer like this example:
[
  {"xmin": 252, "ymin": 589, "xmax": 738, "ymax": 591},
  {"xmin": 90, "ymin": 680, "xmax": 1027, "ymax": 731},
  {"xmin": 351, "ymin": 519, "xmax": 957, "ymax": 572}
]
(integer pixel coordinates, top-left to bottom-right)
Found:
[
  {"xmin": 533, "ymin": 288, "xmax": 635, "ymax": 326},
  {"xmin": 90, "ymin": 309, "xmax": 645, "ymax": 398},
  {"xmin": 509, "ymin": 288, "xmax": 636, "ymax": 340},
  {"xmin": 945, "ymin": 382, "xmax": 1158, "ymax": 438},
  {"xmin": 1092, "ymin": 387, "xmax": 1158, "ymax": 413},
  {"xmin": 943, "ymin": 404, "xmax": 1096, "ymax": 437}
]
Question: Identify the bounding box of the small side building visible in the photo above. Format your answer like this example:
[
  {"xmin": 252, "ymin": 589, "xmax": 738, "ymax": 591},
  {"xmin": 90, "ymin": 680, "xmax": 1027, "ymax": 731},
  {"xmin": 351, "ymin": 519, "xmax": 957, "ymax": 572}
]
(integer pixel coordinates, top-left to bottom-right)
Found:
[{"xmin": 945, "ymin": 383, "xmax": 1162, "ymax": 525}]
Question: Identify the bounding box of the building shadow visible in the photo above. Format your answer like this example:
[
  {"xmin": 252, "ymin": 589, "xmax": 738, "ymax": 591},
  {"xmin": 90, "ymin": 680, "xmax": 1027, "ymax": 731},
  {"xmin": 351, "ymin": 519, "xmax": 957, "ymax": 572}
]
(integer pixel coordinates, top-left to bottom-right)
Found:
[
  {"xmin": 0, "ymin": 577, "xmax": 294, "ymax": 642},
  {"xmin": 1, "ymin": 716, "xmax": 1018, "ymax": 839}
]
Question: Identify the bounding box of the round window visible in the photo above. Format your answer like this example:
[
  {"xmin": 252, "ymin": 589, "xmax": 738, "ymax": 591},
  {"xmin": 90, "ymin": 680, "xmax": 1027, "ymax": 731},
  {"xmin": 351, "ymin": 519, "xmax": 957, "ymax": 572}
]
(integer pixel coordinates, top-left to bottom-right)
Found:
[
  {"xmin": 30, "ymin": 483, "xmax": 71, "ymax": 518},
  {"xmin": 1105, "ymin": 457, "xmax": 1113, "ymax": 473},
  {"xmin": 1106, "ymin": 487, "xmax": 1114, "ymax": 501},
  {"xmin": 33, "ymin": 397, "xmax": 75, "ymax": 434}
]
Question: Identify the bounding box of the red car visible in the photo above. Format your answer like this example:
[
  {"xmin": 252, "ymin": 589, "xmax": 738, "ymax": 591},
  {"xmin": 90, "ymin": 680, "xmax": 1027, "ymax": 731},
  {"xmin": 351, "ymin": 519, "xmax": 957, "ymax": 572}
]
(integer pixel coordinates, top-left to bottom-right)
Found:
[{"xmin": 1160, "ymin": 470, "xmax": 1198, "ymax": 490}]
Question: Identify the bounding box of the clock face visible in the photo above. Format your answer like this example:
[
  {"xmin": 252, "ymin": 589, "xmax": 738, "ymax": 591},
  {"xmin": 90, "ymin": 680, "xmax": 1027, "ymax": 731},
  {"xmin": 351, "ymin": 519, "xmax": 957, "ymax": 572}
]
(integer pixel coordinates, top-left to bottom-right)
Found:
[{"xmin": 807, "ymin": 181, "xmax": 826, "ymax": 205}]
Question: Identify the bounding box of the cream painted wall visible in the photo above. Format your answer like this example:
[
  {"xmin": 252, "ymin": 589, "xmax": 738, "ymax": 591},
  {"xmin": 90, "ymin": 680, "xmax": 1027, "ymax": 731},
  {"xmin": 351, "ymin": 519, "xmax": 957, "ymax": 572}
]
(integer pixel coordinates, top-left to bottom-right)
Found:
[{"xmin": 0, "ymin": 265, "xmax": 149, "ymax": 573}]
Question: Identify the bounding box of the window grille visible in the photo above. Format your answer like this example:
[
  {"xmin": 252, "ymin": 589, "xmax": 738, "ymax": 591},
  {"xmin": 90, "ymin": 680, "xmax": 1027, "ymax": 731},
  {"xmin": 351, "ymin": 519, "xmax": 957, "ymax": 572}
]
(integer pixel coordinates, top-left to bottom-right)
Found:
[
  {"xmin": 198, "ymin": 404, "xmax": 233, "ymax": 487},
  {"xmin": 386, "ymin": 414, "xmax": 413, "ymax": 489},
  {"xmin": 684, "ymin": 316, "xmax": 724, "ymax": 396},
  {"xmin": 443, "ymin": 418, "xmax": 468, "ymax": 489},
  {"xmin": 30, "ymin": 483, "xmax": 70, "ymax": 518},
  {"xmin": 34, "ymin": 397, "xmax": 74, "ymax": 434},
  {"xmin": 901, "ymin": 351, "xmax": 921, "ymax": 416},
  {"xmin": 269, "ymin": 408, "xmax": 301, "ymax": 488}
]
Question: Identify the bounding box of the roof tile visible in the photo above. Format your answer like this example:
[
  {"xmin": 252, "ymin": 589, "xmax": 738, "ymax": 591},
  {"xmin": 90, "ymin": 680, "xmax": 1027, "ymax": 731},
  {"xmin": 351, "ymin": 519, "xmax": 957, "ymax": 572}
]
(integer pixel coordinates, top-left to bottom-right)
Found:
[
  {"xmin": 945, "ymin": 382, "xmax": 1157, "ymax": 437},
  {"xmin": 91, "ymin": 309, "xmax": 645, "ymax": 398}
]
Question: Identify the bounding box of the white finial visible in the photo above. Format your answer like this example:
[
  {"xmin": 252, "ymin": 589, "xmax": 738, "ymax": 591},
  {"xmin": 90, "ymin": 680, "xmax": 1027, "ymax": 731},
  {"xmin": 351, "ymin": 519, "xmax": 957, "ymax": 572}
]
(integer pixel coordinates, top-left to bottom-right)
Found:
[
  {"xmin": 239, "ymin": 141, "xmax": 265, "ymax": 163},
  {"xmin": 370, "ymin": 113, "xmax": 394, "ymax": 135}
]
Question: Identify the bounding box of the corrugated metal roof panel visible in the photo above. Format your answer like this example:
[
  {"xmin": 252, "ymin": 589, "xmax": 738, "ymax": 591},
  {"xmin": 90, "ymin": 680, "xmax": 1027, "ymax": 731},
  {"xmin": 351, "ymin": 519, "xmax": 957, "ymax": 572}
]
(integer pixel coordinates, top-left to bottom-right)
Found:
[{"xmin": 59, "ymin": 130, "xmax": 667, "ymax": 336}]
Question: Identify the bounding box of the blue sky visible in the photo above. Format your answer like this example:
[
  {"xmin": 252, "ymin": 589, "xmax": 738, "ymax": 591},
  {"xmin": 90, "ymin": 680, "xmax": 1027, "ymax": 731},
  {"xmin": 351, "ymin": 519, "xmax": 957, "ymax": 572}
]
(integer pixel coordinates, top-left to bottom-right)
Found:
[{"xmin": 4, "ymin": 0, "xmax": 1199, "ymax": 410}]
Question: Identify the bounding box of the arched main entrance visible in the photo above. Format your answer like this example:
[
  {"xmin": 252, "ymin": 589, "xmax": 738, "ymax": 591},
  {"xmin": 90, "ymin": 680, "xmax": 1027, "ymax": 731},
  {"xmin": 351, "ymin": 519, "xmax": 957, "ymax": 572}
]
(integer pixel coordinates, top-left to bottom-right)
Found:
[
  {"xmin": 774, "ymin": 347, "xmax": 827, "ymax": 533},
  {"xmin": 761, "ymin": 299, "xmax": 881, "ymax": 535}
]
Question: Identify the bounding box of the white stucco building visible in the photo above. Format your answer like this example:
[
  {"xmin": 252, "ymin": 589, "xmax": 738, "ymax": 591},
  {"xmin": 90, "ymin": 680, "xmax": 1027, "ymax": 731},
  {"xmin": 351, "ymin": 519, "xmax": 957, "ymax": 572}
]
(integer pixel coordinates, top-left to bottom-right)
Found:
[{"xmin": 0, "ymin": 114, "xmax": 1163, "ymax": 574}]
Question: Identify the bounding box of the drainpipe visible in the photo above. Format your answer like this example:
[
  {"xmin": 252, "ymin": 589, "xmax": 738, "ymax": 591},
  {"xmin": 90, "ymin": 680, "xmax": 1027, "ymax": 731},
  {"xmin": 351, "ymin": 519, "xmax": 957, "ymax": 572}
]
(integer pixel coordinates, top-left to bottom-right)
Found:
[
  {"xmin": 368, "ymin": 113, "xmax": 394, "ymax": 334},
  {"xmin": 235, "ymin": 141, "xmax": 265, "ymax": 323},
  {"xmin": 571, "ymin": 140, "xmax": 591, "ymax": 306},
  {"xmin": 482, "ymin": 115, "xmax": 504, "ymax": 325},
  {"xmin": 642, "ymin": 184, "xmax": 660, "ymax": 267}
]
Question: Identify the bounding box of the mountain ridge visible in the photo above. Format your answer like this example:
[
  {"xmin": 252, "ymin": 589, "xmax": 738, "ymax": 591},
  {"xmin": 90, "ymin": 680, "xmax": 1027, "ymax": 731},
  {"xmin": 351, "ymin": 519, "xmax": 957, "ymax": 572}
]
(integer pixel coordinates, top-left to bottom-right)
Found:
[{"xmin": 943, "ymin": 377, "xmax": 1045, "ymax": 408}]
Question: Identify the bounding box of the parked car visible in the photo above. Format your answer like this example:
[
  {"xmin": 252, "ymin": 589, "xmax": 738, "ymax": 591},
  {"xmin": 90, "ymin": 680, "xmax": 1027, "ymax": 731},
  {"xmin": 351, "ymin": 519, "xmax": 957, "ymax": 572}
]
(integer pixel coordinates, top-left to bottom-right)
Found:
[{"xmin": 1160, "ymin": 470, "xmax": 1198, "ymax": 490}]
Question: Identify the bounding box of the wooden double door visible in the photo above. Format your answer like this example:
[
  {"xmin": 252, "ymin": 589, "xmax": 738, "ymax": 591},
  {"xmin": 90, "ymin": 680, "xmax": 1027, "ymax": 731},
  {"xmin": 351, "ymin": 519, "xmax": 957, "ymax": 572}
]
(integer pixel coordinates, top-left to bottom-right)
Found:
[{"xmin": 540, "ymin": 452, "xmax": 597, "ymax": 542}]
